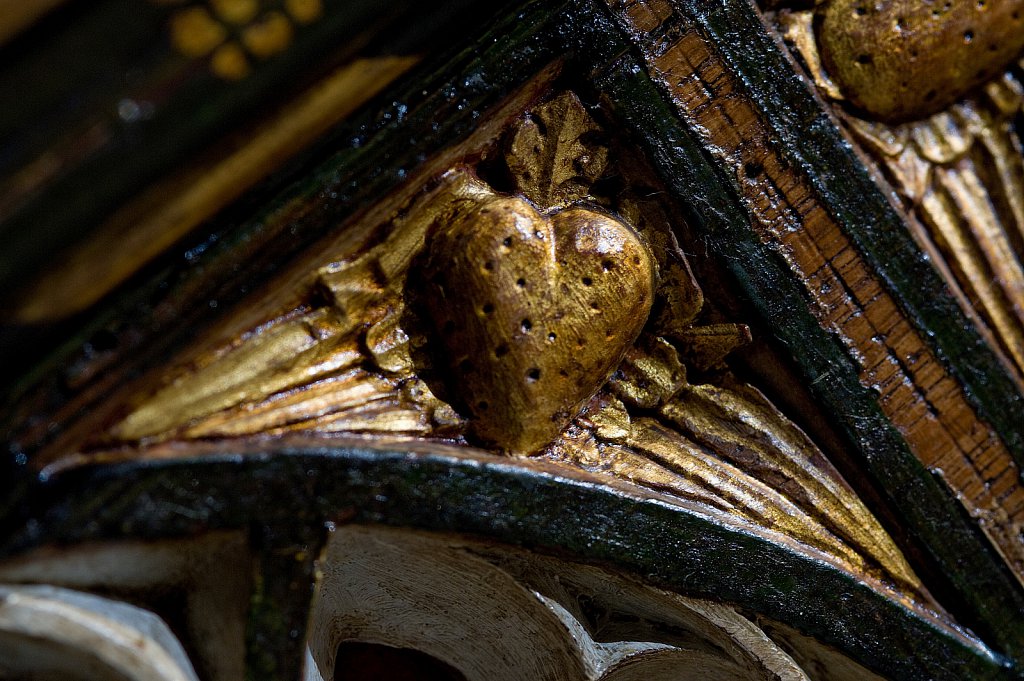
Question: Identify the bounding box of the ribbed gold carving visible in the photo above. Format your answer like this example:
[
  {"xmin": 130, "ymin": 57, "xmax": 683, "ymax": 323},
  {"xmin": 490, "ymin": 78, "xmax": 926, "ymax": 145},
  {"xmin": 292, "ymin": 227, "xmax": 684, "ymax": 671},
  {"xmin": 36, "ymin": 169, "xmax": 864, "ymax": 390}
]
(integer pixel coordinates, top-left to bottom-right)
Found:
[
  {"xmin": 778, "ymin": 7, "xmax": 1024, "ymax": 386},
  {"xmin": 106, "ymin": 92, "xmax": 924, "ymax": 600}
]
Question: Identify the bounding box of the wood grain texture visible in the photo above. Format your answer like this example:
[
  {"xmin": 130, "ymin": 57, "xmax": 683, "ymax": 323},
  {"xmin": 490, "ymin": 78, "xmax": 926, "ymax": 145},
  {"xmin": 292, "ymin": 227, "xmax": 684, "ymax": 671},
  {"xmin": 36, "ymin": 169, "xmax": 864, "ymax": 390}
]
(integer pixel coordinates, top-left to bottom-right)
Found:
[
  {"xmin": 4, "ymin": 0, "xmax": 1022, "ymax": 674},
  {"xmin": 309, "ymin": 525, "xmax": 822, "ymax": 681},
  {"xmin": 0, "ymin": 441, "xmax": 1002, "ymax": 680},
  {"xmin": 605, "ymin": 0, "xmax": 1024, "ymax": 586},
  {"xmin": 776, "ymin": 10, "xmax": 1024, "ymax": 393}
]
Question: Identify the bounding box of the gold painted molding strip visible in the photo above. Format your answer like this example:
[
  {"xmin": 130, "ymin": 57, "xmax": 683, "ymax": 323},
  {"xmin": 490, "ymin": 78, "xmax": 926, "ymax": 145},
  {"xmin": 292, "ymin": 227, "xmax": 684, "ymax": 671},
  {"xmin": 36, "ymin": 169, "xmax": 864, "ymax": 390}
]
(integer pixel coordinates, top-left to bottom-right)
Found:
[
  {"xmin": 0, "ymin": 0, "xmax": 67, "ymax": 46},
  {"xmin": 14, "ymin": 54, "xmax": 419, "ymax": 323}
]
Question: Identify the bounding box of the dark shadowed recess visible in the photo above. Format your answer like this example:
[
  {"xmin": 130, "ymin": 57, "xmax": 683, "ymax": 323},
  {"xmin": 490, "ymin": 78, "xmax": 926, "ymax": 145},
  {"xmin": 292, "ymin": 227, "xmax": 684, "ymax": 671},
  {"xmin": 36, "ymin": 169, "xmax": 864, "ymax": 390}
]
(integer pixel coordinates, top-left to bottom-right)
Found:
[{"xmin": 335, "ymin": 642, "xmax": 468, "ymax": 681}]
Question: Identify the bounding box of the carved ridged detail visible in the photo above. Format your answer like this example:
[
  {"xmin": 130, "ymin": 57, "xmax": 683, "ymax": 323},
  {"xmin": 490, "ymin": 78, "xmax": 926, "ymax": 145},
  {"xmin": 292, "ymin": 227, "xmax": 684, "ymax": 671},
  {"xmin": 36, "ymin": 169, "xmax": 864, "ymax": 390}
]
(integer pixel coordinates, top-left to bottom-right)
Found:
[
  {"xmin": 772, "ymin": 5, "xmax": 1024, "ymax": 586},
  {"xmin": 103, "ymin": 92, "xmax": 925, "ymax": 603}
]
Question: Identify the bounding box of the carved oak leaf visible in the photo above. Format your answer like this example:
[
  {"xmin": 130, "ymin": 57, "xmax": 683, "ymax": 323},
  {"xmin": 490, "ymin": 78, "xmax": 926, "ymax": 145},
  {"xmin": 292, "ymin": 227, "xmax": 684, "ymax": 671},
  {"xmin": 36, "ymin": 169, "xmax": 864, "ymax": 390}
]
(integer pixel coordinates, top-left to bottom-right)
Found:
[{"xmin": 506, "ymin": 91, "xmax": 609, "ymax": 208}]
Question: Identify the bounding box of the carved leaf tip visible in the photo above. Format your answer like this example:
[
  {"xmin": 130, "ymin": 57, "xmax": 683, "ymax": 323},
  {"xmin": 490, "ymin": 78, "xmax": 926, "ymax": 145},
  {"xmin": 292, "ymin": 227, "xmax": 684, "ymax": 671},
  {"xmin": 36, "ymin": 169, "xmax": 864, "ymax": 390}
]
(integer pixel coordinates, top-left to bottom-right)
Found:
[{"xmin": 506, "ymin": 91, "xmax": 609, "ymax": 208}]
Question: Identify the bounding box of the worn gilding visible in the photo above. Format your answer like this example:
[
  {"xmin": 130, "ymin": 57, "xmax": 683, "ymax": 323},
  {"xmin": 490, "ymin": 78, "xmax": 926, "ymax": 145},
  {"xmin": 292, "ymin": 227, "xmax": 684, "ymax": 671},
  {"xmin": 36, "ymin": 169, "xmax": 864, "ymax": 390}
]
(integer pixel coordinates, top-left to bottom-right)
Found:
[
  {"xmin": 818, "ymin": 0, "xmax": 1024, "ymax": 121},
  {"xmin": 99, "ymin": 91, "xmax": 928, "ymax": 605},
  {"xmin": 420, "ymin": 197, "xmax": 654, "ymax": 453}
]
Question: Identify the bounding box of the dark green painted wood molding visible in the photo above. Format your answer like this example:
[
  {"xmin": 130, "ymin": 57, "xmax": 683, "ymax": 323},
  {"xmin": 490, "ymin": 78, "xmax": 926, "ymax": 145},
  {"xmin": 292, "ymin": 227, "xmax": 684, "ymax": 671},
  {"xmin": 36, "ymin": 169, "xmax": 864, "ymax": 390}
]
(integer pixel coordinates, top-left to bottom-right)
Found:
[
  {"xmin": 585, "ymin": 0, "xmax": 1024, "ymax": 663},
  {"xmin": 686, "ymin": 0, "xmax": 1024, "ymax": 466},
  {"xmin": 0, "ymin": 444, "xmax": 1012, "ymax": 680}
]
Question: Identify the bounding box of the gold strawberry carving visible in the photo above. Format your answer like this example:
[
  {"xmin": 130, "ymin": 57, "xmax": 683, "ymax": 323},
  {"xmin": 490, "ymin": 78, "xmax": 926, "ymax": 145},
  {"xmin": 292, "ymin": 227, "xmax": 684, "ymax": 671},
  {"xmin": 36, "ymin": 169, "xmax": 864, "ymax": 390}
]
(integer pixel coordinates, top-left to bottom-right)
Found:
[
  {"xmin": 818, "ymin": 0, "xmax": 1024, "ymax": 121},
  {"xmin": 419, "ymin": 195, "xmax": 655, "ymax": 453}
]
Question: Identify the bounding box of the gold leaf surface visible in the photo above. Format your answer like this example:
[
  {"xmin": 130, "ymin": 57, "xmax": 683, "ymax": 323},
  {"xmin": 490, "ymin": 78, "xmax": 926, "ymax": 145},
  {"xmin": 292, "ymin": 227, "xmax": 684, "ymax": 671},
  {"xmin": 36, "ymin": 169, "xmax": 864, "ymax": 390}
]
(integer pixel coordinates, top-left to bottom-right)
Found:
[{"xmin": 506, "ymin": 91, "xmax": 609, "ymax": 208}]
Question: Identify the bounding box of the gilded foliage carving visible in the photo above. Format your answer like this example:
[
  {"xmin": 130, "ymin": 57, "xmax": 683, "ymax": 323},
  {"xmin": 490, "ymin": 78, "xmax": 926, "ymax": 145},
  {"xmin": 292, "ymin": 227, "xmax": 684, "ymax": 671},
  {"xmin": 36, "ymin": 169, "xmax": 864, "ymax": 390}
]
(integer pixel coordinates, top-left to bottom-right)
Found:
[
  {"xmin": 505, "ymin": 92, "xmax": 609, "ymax": 207},
  {"xmin": 105, "ymin": 91, "xmax": 924, "ymax": 602}
]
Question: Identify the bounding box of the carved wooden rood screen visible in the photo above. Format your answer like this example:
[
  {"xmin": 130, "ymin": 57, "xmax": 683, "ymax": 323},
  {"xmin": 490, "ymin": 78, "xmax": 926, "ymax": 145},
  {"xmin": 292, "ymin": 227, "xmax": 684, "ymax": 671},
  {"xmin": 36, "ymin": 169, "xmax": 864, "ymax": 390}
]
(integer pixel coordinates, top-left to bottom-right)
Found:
[{"xmin": 2, "ymin": 0, "xmax": 1024, "ymax": 678}]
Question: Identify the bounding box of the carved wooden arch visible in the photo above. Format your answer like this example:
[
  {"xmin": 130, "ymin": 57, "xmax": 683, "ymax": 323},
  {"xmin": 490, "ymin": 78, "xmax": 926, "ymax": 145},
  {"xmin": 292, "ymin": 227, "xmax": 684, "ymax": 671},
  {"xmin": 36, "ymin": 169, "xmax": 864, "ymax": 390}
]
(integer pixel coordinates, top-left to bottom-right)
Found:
[{"xmin": 1, "ymin": 0, "xmax": 1023, "ymax": 679}]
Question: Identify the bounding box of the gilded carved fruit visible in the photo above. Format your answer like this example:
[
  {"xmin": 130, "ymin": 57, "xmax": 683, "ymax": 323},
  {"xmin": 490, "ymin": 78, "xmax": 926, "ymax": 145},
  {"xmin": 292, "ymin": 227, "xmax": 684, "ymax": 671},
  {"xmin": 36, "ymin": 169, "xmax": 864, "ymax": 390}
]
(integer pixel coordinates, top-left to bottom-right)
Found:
[
  {"xmin": 818, "ymin": 0, "xmax": 1024, "ymax": 122},
  {"xmin": 420, "ymin": 196, "xmax": 655, "ymax": 453}
]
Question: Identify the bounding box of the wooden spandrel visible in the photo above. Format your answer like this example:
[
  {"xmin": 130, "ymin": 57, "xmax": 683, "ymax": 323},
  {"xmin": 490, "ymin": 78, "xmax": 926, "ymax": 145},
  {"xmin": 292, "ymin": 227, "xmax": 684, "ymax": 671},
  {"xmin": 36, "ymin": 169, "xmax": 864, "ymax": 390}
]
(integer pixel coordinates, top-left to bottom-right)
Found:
[{"xmin": 1, "ymin": 1, "xmax": 1023, "ymax": 679}]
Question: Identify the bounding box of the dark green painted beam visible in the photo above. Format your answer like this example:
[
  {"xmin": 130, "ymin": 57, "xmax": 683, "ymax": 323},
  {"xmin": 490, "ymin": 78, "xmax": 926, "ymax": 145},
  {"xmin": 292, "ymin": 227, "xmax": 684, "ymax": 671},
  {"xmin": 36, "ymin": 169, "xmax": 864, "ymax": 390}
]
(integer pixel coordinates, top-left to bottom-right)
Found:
[
  {"xmin": 0, "ymin": 444, "xmax": 1012, "ymax": 680},
  {"xmin": 584, "ymin": 4, "xmax": 1024, "ymax": 664}
]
